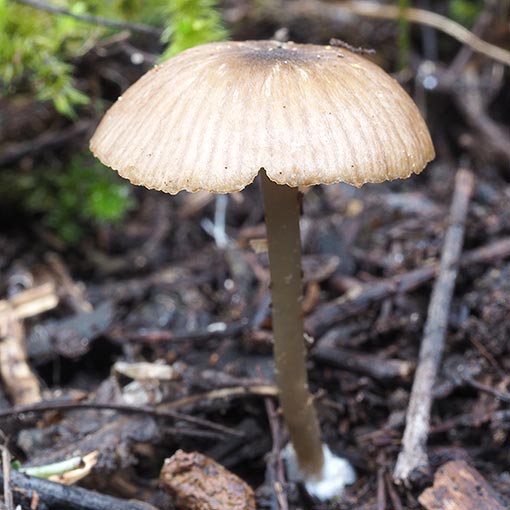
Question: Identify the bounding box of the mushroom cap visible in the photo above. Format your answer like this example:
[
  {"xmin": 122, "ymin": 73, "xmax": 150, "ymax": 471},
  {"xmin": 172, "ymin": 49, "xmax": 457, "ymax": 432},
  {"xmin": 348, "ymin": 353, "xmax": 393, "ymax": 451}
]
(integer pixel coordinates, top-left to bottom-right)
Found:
[{"xmin": 90, "ymin": 40, "xmax": 434, "ymax": 194}]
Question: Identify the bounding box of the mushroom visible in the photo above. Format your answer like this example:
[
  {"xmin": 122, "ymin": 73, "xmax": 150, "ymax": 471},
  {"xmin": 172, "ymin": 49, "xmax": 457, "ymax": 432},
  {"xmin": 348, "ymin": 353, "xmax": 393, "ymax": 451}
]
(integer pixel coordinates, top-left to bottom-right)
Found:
[{"xmin": 90, "ymin": 40, "xmax": 434, "ymax": 499}]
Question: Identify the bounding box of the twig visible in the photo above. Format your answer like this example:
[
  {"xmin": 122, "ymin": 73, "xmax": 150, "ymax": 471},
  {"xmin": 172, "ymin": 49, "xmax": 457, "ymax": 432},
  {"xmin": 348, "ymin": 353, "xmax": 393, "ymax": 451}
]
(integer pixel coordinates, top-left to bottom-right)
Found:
[
  {"xmin": 468, "ymin": 336, "xmax": 504, "ymax": 378},
  {"xmin": 164, "ymin": 384, "xmax": 278, "ymax": 410},
  {"xmin": 265, "ymin": 398, "xmax": 289, "ymax": 510},
  {"xmin": 0, "ymin": 469, "xmax": 158, "ymax": 510},
  {"xmin": 313, "ymin": 345, "xmax": 414, "ymax": 382},
  {"xmin": 0, "ymin": 120, "xmax": 94, "ymax": 167},
  {"xmin": 0, "ymin": 310, "xmax": 41, "ymax": 405},
  {"xmin": 305, "ymin": 236, "xmax": 510, "ymax": 338},
  {"xmin": 1, "ymin": 446, "xmax": 15, "ymax": 510},
  {"xmin": 394, "ymin": 169, "xmax": 475, "ymax": 483},
  {"xmin": 13, "ymin": 0, "xmax": 161, "ymax": 37},
  {"xmin": 453, "ymin": 83, "xmax": 510, "ymax": 166},
  {"xmin": 385, "ymin": 472, "xmax": 403, "ymax": 510},
  {"xmin": 45, "ymin": 253, "xmax": 92, "ymax": 313},
  {"xmin": 307, "ymin": 0, "xmax": 510, "ymax": 67},
  {"xmin": 430, "ymin": 408, "xmax": 493, "ymax": 435},
  {"xmin": 376, "ymin": 452, "xmax": 387, "ymax": 510},
  {"xmin": 329, "ymin": 37, "xmax": 375, "ymax": 55},
  {"xmin": 110, "ymin": 319, "xmax": 249, "ymax": 344},
  {"xmin": 0, "ymin": 400, "xmax": 242, "ymax": 438},
  {"xmin": 465, "ymin": 378, "xmax": 510, "ymax": 404},
  {"xmin": 0, "ymin": 283, "xmax": 58, "ymax": 322}
]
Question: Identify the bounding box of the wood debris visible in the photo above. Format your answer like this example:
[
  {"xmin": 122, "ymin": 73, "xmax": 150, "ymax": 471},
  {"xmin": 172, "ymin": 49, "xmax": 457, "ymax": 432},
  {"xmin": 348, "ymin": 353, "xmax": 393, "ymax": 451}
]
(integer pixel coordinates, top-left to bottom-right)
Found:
[
  {"xmin": 394, "ymin": 169, "xmax": 475, "ymax": 483},
  {"xmin": 0, "ymin": 282, "xmax": 58, "ymax": 322},
  {"xmin": 0, "ymin": 311, "xmax": 41, "ymax": 405},
  {"xmin": 419, "ymin": 460, "xmax": 509, "ymax": 510},
  {"xmin": 160, "ymin": 450, "xmax": 256, "ymax": 510}
]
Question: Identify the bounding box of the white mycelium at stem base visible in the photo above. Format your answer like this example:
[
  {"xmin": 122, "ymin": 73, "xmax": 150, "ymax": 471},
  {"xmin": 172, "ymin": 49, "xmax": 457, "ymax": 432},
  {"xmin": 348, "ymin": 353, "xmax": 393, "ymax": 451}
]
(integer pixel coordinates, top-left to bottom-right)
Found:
[{"xmin": 284, "ymin": 444, "xmax": 356, "ymax": 500}]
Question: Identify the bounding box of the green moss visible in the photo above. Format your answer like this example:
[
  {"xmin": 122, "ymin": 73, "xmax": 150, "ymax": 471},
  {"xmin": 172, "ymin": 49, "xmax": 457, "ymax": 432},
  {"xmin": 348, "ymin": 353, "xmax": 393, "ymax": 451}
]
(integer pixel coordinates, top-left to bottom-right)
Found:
[
  {"xmin": 1, "ymin": 153, "xmax": 134, "ymax": 244},
  {"xmin": 0, "ymin": 0, "xmax": 227, "ymax": 115},
  {"xmin": 449, "ymin": 0, "xmax": 485, "ymax": 26},
  {"xmin": 2, "ymin": 1, "xmax": 227, "ymax": 242},
  {"xmin": 0, "ymin": 0, "xmax": 95, "ymax": 117},
  {"xmin": 161, "ymin": 0, "xmax": 227, "ymax": 59}
]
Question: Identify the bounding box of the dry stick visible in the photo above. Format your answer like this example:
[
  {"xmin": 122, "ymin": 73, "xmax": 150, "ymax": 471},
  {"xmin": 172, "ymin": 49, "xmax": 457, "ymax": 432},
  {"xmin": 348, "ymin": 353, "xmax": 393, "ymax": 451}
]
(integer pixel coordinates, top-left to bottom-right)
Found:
[
  {"xmin": 385, "ymin": 472, "xmax": 403, "ymax": 510},
  {"xmin": 0, "ymin": 469, "xmax": 158, "ymax": 510},
  {"xmin": 45, "ymin": 253, "xmax": 93, "ymax": 313},
  {"xmin": 265, "ymin": 398, "xmax": 289, "ymax": 510},
  {"xmin": 303, "ymin": 0, "xmax": 510, "ymax": 68},
  {"xmin": 313, "ymin": 345, "xmax": 414, "ymax": 382},
  {"xmin": 376, "ymin": 453, "xmax": 387, "ymax": 510},
  {"xmin": 0, "ymin": 282, "xmax": 58, "ymax": 321},
  {"xmin": 0, "ymin": 311, "xmax": 41, "ymax": 405},
  {"xmin": 164, "ymin": 384, "xmax": 278, "ymax": 410},
  {"xmin": 394, "ymin": 169, "xmax": 475, "ymax": 483},
  {"xmin": 0, "ymin": 400, "xmax": 241, "ymax": 438},
  {"xmin": 13, "ymin": 0, "xmax": 161, "ymax": 36},
  {"xmin": 111, "ymin": 319, "xmax": 249, "ymax": 344},
  {"xmin": 465, "ymin": 378, "xmax": 510, "ymax": 404},
  {"xmin": 1, "ymin": 446, "xmax": 15, "ymax": 510}
]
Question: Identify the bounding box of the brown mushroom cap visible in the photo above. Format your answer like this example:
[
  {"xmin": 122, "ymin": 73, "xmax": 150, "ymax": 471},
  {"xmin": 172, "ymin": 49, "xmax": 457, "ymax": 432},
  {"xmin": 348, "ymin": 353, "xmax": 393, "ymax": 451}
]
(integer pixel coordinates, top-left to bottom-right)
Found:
[{"xmin": 90, "ymin": 40, "xmax": 434, "ymax": 194}]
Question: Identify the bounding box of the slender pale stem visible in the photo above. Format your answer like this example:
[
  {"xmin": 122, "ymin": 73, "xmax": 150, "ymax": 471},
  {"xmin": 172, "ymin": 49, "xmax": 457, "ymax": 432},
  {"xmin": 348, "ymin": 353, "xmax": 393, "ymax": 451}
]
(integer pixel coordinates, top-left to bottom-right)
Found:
[{"xmin": 261, "ymin": 171, "xmax": 324, "ymax": 478}]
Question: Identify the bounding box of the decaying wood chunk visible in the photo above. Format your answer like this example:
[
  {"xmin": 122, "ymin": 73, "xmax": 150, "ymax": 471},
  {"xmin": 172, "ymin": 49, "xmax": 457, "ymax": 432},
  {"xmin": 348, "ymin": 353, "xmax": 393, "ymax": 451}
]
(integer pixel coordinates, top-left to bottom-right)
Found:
[
  {"xmin": 419, "ymin": 460, "xmax": 508, "ymax": 510},
  {"xmin": 0, "ymin": 282, "xmax": 57, "ymax": 404},
  {"xmin": 0, "ymin": 311, "xmax": 41, "ymax": 405},
  {"xmin": 0, "ymin": 282, "xmax": 58, "ymax": 322},
  {"xmin": 160, "ymin": 450, "xmax": 255, "ymax": 510}
]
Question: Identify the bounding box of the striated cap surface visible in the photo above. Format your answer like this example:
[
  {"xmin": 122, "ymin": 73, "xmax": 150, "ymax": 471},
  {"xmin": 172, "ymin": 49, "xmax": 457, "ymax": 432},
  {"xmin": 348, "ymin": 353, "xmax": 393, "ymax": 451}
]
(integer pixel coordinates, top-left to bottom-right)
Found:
[{"xmin": 90, "ymin": 40, "xmax": 435, "ymax": 194}]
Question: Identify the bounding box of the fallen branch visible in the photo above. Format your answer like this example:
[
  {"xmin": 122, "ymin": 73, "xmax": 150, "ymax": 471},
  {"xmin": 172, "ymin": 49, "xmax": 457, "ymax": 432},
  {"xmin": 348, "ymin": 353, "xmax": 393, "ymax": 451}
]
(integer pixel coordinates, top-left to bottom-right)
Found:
[
  {"xmin": 0, "ymin": 468, "xmax": 158, "ymax": 510},
  {"xmin": 394, "ymin": 169, "xmax": 475, "ymax": 483}
]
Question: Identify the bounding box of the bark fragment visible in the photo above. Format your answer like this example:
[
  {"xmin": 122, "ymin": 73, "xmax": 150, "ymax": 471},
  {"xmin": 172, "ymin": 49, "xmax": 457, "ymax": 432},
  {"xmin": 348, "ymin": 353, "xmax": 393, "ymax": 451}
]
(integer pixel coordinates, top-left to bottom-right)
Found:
[
  {"xmin": 160, "ymin": 450, "xmax": 255, "ymax": 510},
  {"xmin": 419, "ymin": 460, "xmax": 508, "ymax": 510}
]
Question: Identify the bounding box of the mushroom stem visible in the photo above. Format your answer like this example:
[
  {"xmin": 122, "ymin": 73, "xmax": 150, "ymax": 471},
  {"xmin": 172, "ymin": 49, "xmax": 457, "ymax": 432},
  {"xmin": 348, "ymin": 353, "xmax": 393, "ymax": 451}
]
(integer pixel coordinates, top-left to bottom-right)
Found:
[{"xmin": 260, "ymin": 170, "xmax": 324, "ymax": 478}]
